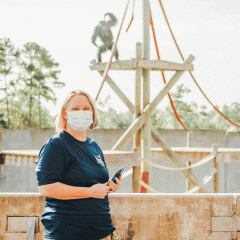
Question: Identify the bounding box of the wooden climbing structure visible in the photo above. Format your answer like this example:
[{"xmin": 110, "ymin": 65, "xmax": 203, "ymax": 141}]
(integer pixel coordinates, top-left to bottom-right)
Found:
[
  {"xmin": 89, "ymin": 0, "xmax": 211, "ymax": 193},
  {"xmin": 89, "ymin": 0, "xmax": 240, "ymax": 194}
]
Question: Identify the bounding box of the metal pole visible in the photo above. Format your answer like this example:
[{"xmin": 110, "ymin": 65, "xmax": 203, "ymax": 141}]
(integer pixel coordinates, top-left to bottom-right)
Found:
[{"xmin": 142, "ymin": 0, "xmax": 151, "ymax": 188}]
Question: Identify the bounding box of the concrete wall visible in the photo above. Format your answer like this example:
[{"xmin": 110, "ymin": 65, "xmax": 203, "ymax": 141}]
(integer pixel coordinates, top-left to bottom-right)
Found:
[
  {"xmin": 0, "ymin": 128, "xmax": 55, "ymax": 150},
  {"xmin": 1, "ymin": 193, "xmax": 240, "ymax": 240},
  {"xmin": 0, "ymin": 166, "xmax": 38, "ymax": 193},
  {"xmin": 0, "ymin": 129, "xmax": 239, "ymax": 194},
  {"xmin": 0, "ymin": 128, "xmax": 230, "ymax": 151},
  {"xmin": 227, "ymin": 132, "xmax": 240, "ymax": 148}
]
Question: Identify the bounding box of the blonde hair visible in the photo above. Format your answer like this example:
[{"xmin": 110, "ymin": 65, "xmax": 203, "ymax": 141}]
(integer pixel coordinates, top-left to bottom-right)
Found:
[{"xmin": 55, "ymin": 90, "xmax": 99, "ymax": 133}]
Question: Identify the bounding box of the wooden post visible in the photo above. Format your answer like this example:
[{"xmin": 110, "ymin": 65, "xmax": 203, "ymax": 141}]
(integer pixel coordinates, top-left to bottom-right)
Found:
[
  {"xmin": 135, "ymin": 42, "xmax": 142, "ymax": 149},
  {"xmin": 213, "ymin": 144, "xmax": 219, "ymax": 193},
  {"xmin": 132, "ymin": 42, "xmax": 142, "ymax": 193},
  {"xmin": 132, "ymin": 148, "xmax": 142, "ymax": 193},
  {"xmin": 186, "ymin": 130, "xmax": 193, "ymax": 191},
  {"xmin": 142, "ymin": 0, "xmax": 151, "ymax": 192},
  {"xmin": 143, "ymin": 0, "xmax": 150, "ymax": 61}
]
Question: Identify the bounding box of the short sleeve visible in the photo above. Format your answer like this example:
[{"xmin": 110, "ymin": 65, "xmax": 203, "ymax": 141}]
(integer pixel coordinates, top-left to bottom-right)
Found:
[{"xmin": 35, "ymin": 139, "xmax": 66, "ymax": 186}]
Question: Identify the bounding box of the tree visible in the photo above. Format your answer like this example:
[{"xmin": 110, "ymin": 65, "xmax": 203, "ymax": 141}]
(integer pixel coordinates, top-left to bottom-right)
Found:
[
  {"xmin": 21, "ymin": 42, "xmax": 64, "ymax": 128},
  {"xmin": 96, "ymin": 84, "xmax": 240, "ymax": 132},
  {"xmin": 8, "ymin": 94, "xmax": 55, "ymax": 129},
  {"xmin": 162, "ymin": 84, "xmax": 200, "ymax": 129},
  {"xmin": 0, "ymin": 38, "xmax": 18, "ymax": 128},
  {"xmin": 0, "ymin": 39, "xmax": 64, "ymax": 130}
]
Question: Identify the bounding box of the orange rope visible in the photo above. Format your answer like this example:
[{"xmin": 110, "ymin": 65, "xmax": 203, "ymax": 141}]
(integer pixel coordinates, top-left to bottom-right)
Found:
[
  {"xmin": 126, "ymin": 0, "xmax": 135, "ymax": 32},
  {"xmin": 150, "ymin": 8, "xmax": 189, "ymax": 131},
  {"xmin": 95, "ymin": 0, "xmax": 131, "ymax": 101},
  {"xmin": 189, "ymin": 72, "xmax": 240, "ymax": 128},
  {"xmin": 126, "ymin": 15, "xmax": 134, "ymax": 32},
  {"xmin": 158, "ymin": 0, "xmax": 240, "ymax": 128}
]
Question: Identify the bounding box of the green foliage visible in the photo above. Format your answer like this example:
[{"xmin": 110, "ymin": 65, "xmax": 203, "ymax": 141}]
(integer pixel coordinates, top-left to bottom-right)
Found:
[
  {"xmin": 97, "ymin": 84, "xmax": 240, "ymax": 132},
  {"xmin": 4, "ymin": 95, "xmax": 55, "ymax": 129},
  {"xmin": 0, "ymin": 38, "xmax": 18, "ymax": 128},
  {"xmin": 97, "ymin": 96, "xmax": 133, "ymax": 129},
  {"xmin": 21, "ymin": 42, "xmax": 64, "ymax": 127},
  {"xmin": 0, "ymin": 38, "xmax": 64, "ymax": 129},
  {"xmin": 0, "ymin": 38, "xmax": 239, "ymax": 132}
]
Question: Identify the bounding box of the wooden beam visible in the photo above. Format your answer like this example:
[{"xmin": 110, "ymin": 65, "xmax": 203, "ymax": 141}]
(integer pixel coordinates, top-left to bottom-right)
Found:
[
  {"xmin": 89, "ymin": 60, "xmax": 194, "ymax": 71},
  {"xmin": 96, "ymin": 70, "xmax": 134, "ymax": 112},
  {"xmin": 0, "ymin": 150, "xmax": 39, "ymax": 157},
  {"xmin": 216, "ymin": 149, "xmax": 240, "ymax": 163},
  {"xmin": 90, "ymin": 60, "xmax": 137, "ymax": 71},
  {"xmin": 213, "ymin": 144, "xmax": 219, "ymax": 193},
  {"xmin": 138, "ymin": 60, "xmax": 193, "ymax": 71},
  {"xmin": 133, "ymin": 42, "xmax": 142, "ymax": 193},
  {"xmin": 151, "ymin": 127, "xmax": 208, "ymax": 193},
  {"xmin": 90, "ymin": 58, "xmax": 134, "ymax": 112},
  {"xmin": 132, "ymin": 148, "xmax": 142, "ymax": 193},
  {"xmin": 143, "ymin": 0, "xmax": 150, "ymax": 60},
  {"xmin": 151, "ymin": 147, "xmax": 240, "ymax": 163},
  {"xmin": 134, "ymin": 42, "xmax": 142, "ymax": 148},
  {"xmin": 111, "ymin": 55, "xmax": 195, "ymax": 151},
  {"xmin": 1, "ymin": 147, "xmax": 239, "ymax": 166},
  {"xmin": 103, "ymin": 150, "xmax": 141, "ymax": 168},
  {"xmin": 0, "ymin": 150, "xmax": 141, "ymax": 169},
  {"xmin": 186, "ymin": 130, "xmax": 193, "ymax": 191},
  {"xmin": 142, "ymin": 0, "xmax": 151, "ymax": 174}
]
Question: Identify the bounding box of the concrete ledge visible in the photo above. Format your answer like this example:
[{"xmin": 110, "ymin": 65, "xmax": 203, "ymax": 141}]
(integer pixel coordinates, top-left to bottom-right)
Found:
[
  {"xmin": 0, "ymin": 193, "xmax": 42, "ymax": 197},
  {"xmin": 1, "ymin": 193, "xmax": 240, "ymax": 239},
  {"xmin": 1, "ymin": 192, "xmax": 238, "ymax": 197},
  {"xmin": 109, "ymin": 193, "xmax": 239, "ymax": 198}
]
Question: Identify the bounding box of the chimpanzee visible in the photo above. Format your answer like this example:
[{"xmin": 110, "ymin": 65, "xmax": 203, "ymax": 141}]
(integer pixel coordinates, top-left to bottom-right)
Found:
[{"xmin": 91, "ymin": 13, "xmax": 119, "ymax": 63}]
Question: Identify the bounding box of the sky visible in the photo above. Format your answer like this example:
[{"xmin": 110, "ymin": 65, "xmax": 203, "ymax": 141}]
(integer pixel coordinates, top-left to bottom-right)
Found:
[{"xmin": 0, "ymin": 0, "xmax": 240, "ymax": 116}]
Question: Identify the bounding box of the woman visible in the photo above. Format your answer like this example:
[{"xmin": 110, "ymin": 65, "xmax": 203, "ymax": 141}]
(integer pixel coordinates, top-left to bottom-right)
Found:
[{"xmin": 35, "ymin": 90, "xmax": 121, "ymax": 240}]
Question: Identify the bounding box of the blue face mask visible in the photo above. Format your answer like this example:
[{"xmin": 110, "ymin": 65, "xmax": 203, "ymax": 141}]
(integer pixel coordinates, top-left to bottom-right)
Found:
[{"xmin": 67, "ymin": 110, "xmax": 93, "ymax": 132}]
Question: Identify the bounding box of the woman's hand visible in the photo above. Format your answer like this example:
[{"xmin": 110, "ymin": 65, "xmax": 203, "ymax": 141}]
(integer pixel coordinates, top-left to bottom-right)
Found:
[
  {"xmin": 89, "ymin": 182, "xmax": 110, "ymax": 199},
  {"xmin": 108, "ymin": 174, "xmax": 122, "ymax": 193}
]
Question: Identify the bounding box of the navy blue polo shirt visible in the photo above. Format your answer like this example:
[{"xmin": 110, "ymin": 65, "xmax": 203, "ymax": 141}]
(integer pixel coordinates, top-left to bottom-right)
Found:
[{"xmin": 35, "ymin": 130, "xmax": 115, "ymax": 240}]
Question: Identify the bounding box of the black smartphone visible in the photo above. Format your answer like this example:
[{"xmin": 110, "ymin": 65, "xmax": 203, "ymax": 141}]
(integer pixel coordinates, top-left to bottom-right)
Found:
[{"xmin": 108, "ymin": 166, "xmax": 126, "ymax": 185}]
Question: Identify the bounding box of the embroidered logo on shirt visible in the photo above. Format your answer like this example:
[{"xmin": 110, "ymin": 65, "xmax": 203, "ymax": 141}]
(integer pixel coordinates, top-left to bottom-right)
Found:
[{"xmin": 95, "ymin": 155, "xmax": 105, "ymax": 167}]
